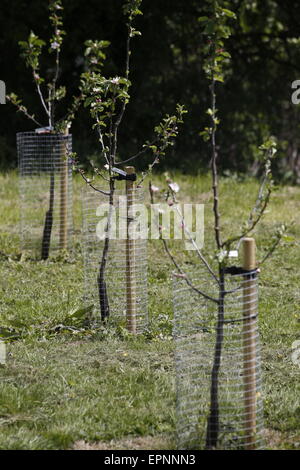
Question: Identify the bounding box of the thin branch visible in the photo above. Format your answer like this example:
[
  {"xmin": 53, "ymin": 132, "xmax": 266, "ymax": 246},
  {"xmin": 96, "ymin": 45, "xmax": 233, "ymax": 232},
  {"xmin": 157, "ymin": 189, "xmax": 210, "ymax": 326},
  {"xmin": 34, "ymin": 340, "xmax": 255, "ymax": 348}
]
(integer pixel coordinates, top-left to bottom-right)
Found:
[
  {"xmin": 222, "ymin": 187, "xmax": 271, "ymax": 248},
  {"xmin": 149, "ymin": 182, "xmax": 218, "ymax": 303},
  {"xmin": 166, "ymin": 186, "xmax": 220, "ymax": 285},
  {"xmin": 34, "ymin": 78, "xmax": 50, "ymax": 123},
  {"xmin": 48, "ymin": 86, "xmax": 52, "ymax": 128},
  {"xmin": 175, "ymin": 203, "xmax": 220, "ymax": 285},
  {"xmin": 222, "ymin": 147, "xmax": 275, "ymax": 250},
  {"xmin": 210, "ymin": 77, "xmax": 222, "ymax": 250},
  {"xmin": 115, "ymin": 138, "xmax": 158, "ymax": 165},
  {"xmin": 161, "ymin": 235, "xmax": 219, "ymax": 304},
  {"xmin": 223, "ymin": 284, "xmax": 243, "ymax": 296},
  {"xmin": 78, "ymin": 169, "xmax": 110, "ymax": 196},
  {"xmin": 6, "ymin": 95, "xmax": 43, "ymax": 127},
  {"xmin": 111, "ymin": 17, "xmax": 132, "ymax": 162},
  {"xmin": 137, "ymin": 155, "xmax": 160, "ymax": 186},
  {"xmin": 41, "ymin": 170, "xmax": 55, "ymax": 260},
  {"xmin": 49, "ymin": 47, "xmax": 60, "ymax": 127},
  {"xmin": 98, "ymin": 178, "xmax": 116, "ymax": 320},
  {"xmin": 205, "ymin": 267, "xmax": 225, "ymax": 449},
  {"xmin": 259, "ymin": 236, "xmax": 282, "ymax": 266},
  {"xmin": 93, "ymin": 167, "xmax": 110, "ymax": 182},
  {"xmin": 108, "ymin": 97, "xmax": 115, "ymax": 162},
  {"xmin": 97, "ymin": 124, "xmax": 110, "ymax": 166}
]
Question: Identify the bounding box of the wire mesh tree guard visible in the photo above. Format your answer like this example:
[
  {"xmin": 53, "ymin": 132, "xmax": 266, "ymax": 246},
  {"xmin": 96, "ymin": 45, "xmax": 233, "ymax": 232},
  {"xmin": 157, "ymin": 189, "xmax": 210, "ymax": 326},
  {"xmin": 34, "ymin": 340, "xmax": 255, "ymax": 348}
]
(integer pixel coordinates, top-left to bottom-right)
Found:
[
  {"xmin": 173, "ymin": 239, "xmax": 264, "ymax": 450},
  {"xmin": 17, "ymin": 131, "xmax": 73, "ymax": 259},
  {"xmin": 82, "ymin": 171, "xmax": 148, "ymax": 334}
]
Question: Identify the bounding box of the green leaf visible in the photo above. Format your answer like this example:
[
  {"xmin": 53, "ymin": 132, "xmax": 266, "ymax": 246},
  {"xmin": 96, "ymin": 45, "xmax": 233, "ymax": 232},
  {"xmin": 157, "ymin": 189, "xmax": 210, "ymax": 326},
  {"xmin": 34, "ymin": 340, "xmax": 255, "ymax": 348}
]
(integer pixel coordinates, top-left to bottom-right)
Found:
[
  {"xmin": 221, "ymin": 8, "xmax": 236, "ymax": 19},
  {"xmin": 282, "ymin": 235, "xmax": 295, "ymax": 243},
  {"xmin": 198, "ymin": 16, "xmax": 209, "ymax": 22}
]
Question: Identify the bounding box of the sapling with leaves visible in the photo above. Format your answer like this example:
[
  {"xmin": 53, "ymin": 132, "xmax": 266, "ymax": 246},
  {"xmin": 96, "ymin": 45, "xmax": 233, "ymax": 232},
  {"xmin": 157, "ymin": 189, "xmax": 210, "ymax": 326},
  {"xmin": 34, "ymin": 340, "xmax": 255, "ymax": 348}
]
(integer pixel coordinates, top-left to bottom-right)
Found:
[
  {"xmin": 76, "ymin": 0, "xmax": 186, "ymax": 323},
  {"xmin": 7, "ymin": 0, "xmax": 84, "ymax": 259},
  {"xmin": 7, "ymin": 0, "xmax": 83, "ymax": 132},
  {"xmin": 151, "ymin": 0, "xmax": 288, "ymax": 449}
]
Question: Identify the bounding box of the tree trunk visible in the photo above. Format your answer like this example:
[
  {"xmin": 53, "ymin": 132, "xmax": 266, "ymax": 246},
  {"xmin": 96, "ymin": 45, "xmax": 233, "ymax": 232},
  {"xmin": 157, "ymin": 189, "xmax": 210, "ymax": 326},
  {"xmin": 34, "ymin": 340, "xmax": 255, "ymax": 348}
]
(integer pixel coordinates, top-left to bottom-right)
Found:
[
  {"xmin": 41, "ymin": 171, "xmax": 55, "ymax": 260},
  {"xmin": 97, "ymin": 180, "xmax": 115, "ymax": 321}
]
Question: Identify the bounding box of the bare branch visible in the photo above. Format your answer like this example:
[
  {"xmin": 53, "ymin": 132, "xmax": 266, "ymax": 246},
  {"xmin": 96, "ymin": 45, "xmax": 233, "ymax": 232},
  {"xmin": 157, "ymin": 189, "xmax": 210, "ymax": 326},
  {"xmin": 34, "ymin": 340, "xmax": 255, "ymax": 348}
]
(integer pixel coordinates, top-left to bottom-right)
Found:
[
  {"xmin": 166, "ymin": 184, "xmax": 220, "ymax": 285},
  {"xmin": 149, "ymin": 181, "xmax": 219, "ymax": 302},
  {"xmin": 115, "ymin": 139, "xmax": 158, "ymax": 166},
  {"xmin": 259, "ymin": 225, "xmax": 287, "ymax": 266},
  {"xmin": 259, "ymin": 237, "xmax": 281, "ymax": 266},
  {"xmin": 34, "ymin": 78, "xmax": 50, "ymax": 124},
  {"xmin": 161, "ymin": 235, "xmax": 219, "ymax": 304},
  {"xmin": 77, "ymin": 169, "xmax": 110, "ymax": 196},
  {"xmin": 222, "ymin": 186, "xmax": 271, "ymax": 249},
  {"xmin": 175, "ymin": 203, "xmax": 220, "ymax": 285},
  {"xmin": 6, "ymin": 94, "xmax": 42, "ymax": 127},
  {"xmin": 137, "ymin": 155, "xmax": 160, "ymax": 186},
  {"xmin": 93, "ymin": 166, "xmax": 110, "ymax": 182},
  {"xmin": 111, "ymin": 18, "xmax": 132, "ymax": 162}
]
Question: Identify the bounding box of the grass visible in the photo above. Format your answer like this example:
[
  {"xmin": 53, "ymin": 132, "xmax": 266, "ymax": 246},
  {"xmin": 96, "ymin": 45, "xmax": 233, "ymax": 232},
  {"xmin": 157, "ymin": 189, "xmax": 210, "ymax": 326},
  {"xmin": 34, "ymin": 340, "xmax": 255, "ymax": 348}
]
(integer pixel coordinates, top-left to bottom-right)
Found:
[{"xmin": 0, "ymin": 170, "xmax": 299, "ymax": 450}]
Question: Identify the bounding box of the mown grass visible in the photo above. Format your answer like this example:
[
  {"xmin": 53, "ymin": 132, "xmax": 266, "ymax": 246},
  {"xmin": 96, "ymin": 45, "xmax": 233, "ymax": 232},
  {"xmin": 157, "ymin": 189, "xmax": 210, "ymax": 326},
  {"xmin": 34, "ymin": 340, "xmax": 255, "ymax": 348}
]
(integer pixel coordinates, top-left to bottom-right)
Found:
[{"xmin": 0, "ymin": 170, "xmax": 299, "ymax": 450}]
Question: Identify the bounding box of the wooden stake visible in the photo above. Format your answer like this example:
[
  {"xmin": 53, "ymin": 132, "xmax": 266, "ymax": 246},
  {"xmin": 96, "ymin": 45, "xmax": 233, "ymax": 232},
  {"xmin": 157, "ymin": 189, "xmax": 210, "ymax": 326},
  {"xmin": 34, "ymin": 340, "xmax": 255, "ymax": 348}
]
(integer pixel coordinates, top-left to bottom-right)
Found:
[
  {"xmin": 59, "ymin": 129, "xmax": 69, "ymax": 250},
  {"xmin": 242, "ymin": 237, "xmax": 257, "ymax": 449},
  {"xmin": 125, "ymin": 166, "xmax": 137, "ymax": 334}
]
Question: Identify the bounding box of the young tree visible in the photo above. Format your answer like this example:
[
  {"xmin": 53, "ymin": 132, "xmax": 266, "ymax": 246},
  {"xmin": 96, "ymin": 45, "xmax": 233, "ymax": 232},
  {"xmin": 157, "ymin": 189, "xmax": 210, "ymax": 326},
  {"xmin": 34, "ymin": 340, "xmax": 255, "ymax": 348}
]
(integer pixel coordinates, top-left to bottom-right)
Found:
[
  {"xmin": 151, "ymin": 0, "xmax": 287, "ymax": 449},
  {"xmin": 7, "ymin": 0, "xmax": 84, "ymax": 260},
  {"xmin": 75, "ymin": 0, "xmax": 186, "ymax": 322},
  {"xmin": 7, "ymin": 0, "xmax": 82, "ymax": 132}
]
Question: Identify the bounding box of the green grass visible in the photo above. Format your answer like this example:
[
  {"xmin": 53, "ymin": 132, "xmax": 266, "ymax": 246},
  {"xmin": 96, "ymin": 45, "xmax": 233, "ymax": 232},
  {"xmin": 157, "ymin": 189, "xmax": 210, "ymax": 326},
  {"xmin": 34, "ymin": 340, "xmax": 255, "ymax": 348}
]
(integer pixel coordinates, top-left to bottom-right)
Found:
[{"xmin": 0, "ymin": 170, "xmax": 299, "ymax": 450}]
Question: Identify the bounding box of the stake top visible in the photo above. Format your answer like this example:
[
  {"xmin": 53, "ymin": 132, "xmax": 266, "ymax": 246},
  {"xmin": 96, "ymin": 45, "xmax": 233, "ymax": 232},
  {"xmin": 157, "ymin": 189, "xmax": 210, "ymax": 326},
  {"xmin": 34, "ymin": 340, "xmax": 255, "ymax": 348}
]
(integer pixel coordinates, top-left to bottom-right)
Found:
[
  {"xmin": 242, "ymin": 238, "xmax": 256, "ymax": 270},
  {"xmin": 125, "ymin": 166, "xmax": 135, "ymax": 174}
]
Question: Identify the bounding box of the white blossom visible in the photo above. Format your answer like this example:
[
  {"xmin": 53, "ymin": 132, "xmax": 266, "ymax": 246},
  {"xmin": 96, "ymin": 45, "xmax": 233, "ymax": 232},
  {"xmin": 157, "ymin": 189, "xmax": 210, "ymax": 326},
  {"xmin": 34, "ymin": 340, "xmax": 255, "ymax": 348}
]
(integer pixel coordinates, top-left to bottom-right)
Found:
[
  {"xmin": 111, "ymin": 77, "xmax": 120, "ymax": 85},
  {"xmin": 51, "ymin": 41, "xmax": 59, "ymax": 50},
  {"xmin": 169, "ymin": 182, "xmax": 180, "ymax": 193}
]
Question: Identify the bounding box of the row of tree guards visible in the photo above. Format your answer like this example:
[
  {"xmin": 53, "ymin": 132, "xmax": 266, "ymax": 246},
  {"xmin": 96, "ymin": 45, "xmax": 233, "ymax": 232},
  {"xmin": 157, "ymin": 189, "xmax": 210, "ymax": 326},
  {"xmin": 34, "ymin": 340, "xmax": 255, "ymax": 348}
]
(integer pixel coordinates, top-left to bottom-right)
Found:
[
  {"xmin": 17, "ymin": 134, "xmax": 262, "ymax": 449},
  {"xmin": 18, "ymin": 131, "xmax": 146, "ymax": 331}
]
